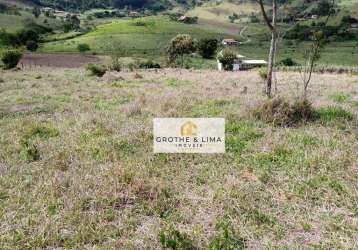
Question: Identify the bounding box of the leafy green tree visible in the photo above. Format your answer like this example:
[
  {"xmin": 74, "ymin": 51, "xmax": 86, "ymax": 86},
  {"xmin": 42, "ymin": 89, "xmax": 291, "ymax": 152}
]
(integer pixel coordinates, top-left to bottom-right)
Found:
[
  {"xmin": 167, "ymin": 34, "xmax": 196, "ymax": 67},
  {"xmin": 64, "ymin": 15, "xmax": 81, "ymax": 32},
  {"xmin": 197, "ymin": 38, "xmax": 218, "ymax": 59},
  {"xmin": 32, "ymin": 7, "xmax": 41, "ymax": 18},
  {"xmin": 217, "ymin": 48, "xmax": 236, "ymax": 71},
  {"xmin": 26, "ymin": 40, "xmax": 38, "ymax": 51}
]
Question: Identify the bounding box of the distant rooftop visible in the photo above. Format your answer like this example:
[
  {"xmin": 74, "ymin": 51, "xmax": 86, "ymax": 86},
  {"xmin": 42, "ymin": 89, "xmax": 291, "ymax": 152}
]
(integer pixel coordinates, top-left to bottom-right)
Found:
[{"xmin": 242, "ymin": 60, "xmax": 267, "ymax": 64}]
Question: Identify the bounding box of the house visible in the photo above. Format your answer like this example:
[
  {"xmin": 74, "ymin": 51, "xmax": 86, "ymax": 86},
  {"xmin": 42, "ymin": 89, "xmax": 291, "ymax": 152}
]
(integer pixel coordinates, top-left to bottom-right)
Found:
[
  {"xmin": 311, "ymin": 15, "xmax": 318, "ymax": 19},
  {"xmin": 350, "ymin": 23, "xmax": 358, "ymax": 29},
  {"xmin": 54, "ymin": 10, "xmax": 67, "ymax": 18},
  {"xmin": 129, "ymin": 11, "xmax": 140, "ymax": 18},
  {"xmin": 217, "ymin": 52, "xmax": 267, "ymax": 71},
  {"xmin": 41, "ymin": 7, "xmax": 53, "ymax": 12},
  {"xmin": 222, "ymin": 38, "xmax": 239, "ymax": 46},
  {"xmin": 178, "ymin": 15, "xmax": 187, "ymax": 22}
]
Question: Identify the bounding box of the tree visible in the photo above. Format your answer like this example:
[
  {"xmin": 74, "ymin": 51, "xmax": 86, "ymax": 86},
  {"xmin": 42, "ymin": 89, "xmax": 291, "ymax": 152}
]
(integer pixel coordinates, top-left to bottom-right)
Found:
[
  {"xmin": 197, "ymin": 38, "xmax": 218, "ymax": 59},
  {"xmin": 32, "ymin": 7, "xmax": 41, "ymax": 18},
  {"xmin": 102, "ymin": 39, "xmax": 123, "ymax": 71},
  {"xmin": 26, "ymin": 40, "xmax": 38, "ymax": 51},
  {"xmin": 167, "ymin": 34, "xmax": 196, "ymax": 67},
  {"xmin": 217, "ymin": 48, "xmax": 236, "ymax": 71},
  {"xmin": 64, "ymin": 15, "xmax": 81, "ymax": 32},
  {"xmin": 299, "ymin": 0, "xmax": 335, "ymax": 100},
  {"xmin": 256, "ymin": 0, "xmax": 278, "ymax": 98}
]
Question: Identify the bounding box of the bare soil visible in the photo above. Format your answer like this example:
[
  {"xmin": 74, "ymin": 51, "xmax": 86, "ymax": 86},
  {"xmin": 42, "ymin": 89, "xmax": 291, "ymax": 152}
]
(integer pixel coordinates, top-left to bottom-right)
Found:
[{"xmin": 18, "ymin": 53, "xmax": 100, "ymax": 68}]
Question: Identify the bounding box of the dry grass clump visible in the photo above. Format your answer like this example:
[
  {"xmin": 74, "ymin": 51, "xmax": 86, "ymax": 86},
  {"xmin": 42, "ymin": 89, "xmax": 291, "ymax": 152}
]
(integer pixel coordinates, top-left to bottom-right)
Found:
[{"xmin": 252, "ymin": 97, "xmax": 315, "ymax": 127}]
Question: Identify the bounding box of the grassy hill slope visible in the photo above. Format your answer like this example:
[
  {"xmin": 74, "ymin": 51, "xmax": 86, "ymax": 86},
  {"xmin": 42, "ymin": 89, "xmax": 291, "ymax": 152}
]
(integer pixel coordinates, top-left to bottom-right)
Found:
[
  {"xmin": 40, "ymin": 16, "xmax": 230, "ymax": 56},
  {"xmin": 0, "ymin": 10, "xmax": 61, "ymax": 32}
]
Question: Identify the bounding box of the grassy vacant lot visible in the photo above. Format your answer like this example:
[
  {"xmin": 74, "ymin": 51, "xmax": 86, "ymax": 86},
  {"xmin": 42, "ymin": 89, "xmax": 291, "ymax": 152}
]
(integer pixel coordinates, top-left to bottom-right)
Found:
[{"xmin": 0, "ymin": 67, "xmax": 357, "ymax": 249}]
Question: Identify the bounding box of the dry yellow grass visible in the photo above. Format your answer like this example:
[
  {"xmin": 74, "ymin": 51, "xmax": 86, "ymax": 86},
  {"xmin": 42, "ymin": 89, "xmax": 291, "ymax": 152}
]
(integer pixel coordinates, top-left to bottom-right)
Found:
[{"xmin": 0, "ymin": 68, "xmax": 357, "ymax": 249}]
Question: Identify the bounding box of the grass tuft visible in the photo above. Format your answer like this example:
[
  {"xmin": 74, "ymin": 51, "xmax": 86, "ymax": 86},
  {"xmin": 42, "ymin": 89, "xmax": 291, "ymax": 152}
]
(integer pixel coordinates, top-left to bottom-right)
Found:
[
  {"xmin": 316, "ymin": 106, "xmax": 354, "ymax": 123},
  {"xmin": 252, "ymin": 97, "xmax": 315, "ymax": 127}
]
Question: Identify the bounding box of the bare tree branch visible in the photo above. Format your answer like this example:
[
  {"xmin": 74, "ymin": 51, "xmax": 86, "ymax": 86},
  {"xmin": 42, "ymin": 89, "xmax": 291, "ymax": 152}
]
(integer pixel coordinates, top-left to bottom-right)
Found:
[{"xmin": 256, "ymin": 0, "xmax": 273, "ymax": 31}]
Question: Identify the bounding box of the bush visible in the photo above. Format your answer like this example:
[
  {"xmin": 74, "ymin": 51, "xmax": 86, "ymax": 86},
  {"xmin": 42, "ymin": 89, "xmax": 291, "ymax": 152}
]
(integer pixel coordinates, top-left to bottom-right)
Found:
[
  {"xmin": 252, "ymin": 97, "xmax": 315, "ymax": 127},
  {"xmin": 138, "ymin": 59, "xmax": 161, "ymax": 69},
  {"xmin": 17, "ymin": 29, "xmax": 39, "ymax": 44},
  {"xmin": 278, "ymin": 58, "xmax": 298, "ymax": 66},
  {"xmin": 77, "ymin": 43, "xmax": 90, "ymax": 52},
  {"xmin": 26, "ymin": 40, "xmax": 38, "ymax": 51},
  {"xmin": 197, "ymin": 38, "xmax": 218, "ymax": 59},
  {"xmin": 1, "ymin": 49, "xmax": 22, "ymax": 69},
  {"xmin": 258, "ymin": 68, "xmax": 267, "ymax": 80},
  {"xmin": 86, "ymin": 63, "xmax": 107, "ymax": 77},
  {"xmin": 108, "ymin": 59, "xmax": 121, "ymax": 72},
  {"xmin": 217, "ymin": 48, "xmax": 236, "ymax": 71}
]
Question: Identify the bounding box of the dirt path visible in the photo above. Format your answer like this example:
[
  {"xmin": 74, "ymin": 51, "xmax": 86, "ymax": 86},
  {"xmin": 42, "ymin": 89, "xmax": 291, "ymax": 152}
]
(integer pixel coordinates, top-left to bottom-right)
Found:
[
  {"xmin": 239, "ymin": 26, "xmax": 251, "ymax": 44},
  {"xmin": 18, "ymin": 53, "xmax": 100, "ymax": 68}
]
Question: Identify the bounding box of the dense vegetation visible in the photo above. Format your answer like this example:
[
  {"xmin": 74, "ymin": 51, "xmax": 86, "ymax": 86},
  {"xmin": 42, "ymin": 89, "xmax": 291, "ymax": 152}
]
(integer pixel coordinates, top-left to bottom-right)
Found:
[{"xmin": 23, "ymin": 0, "xmax": 183, "ymax": 11}]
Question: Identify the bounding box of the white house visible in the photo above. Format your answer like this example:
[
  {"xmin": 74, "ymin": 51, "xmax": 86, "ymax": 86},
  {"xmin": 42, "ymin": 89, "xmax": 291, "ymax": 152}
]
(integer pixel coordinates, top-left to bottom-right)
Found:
[
  {"xmin": 222, "ymin": 38, "xmax": 239, "ymax": 46},
  {"xmin": 217, "ymin": 52, "xmax": 267, "ymax": 71}
]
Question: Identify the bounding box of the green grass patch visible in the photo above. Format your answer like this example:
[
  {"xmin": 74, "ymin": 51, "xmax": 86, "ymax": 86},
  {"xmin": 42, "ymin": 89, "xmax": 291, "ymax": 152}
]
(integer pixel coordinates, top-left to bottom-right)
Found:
[
  {"xmin": 330, "ymin": 92, "xmax": 350, "ymax": 103},
  {"xmin": 41, "ymin": 16, "xmax": 226, "ymax": 57},
  {"xmin": 226, "ymin": 119, "xmax": 264, "ymax": 154},
  {"xmin": 316, "ymin": 106, "xmax": 354, "ymax": 123}
]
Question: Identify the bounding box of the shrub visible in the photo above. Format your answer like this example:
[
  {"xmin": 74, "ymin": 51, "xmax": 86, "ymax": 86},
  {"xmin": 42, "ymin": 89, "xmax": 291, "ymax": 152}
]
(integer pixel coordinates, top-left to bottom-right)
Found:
[
  {"xmin": 138, "ymin": 59, "xmax": 161, "ymax": 69},
  {"xmin": 128, "ymin": 62, "xmax": 136, "ymax": 72},
  {"xmin": 1, "ymin": 49, "xmax": 22, "ymax": 69},
  {"xmin": 86, "ymin": 63, "xmax": 107, "ymax": 77},
  {"xmin": 77, "ymin": 43, "xmax": 90, "ymax": 52},
  {"xmin": 252, "ymin": 97, "xmax": 315, "ymax": 127},
  {"xmin": 258, "ymin": 68, "xmax": 268, "ymax": 80},
  {"xmin": 131, "ymin": 21, "xmax": 146, "ymax": 26},
  {"xmin": 278, "ymin": 57, "xmax": 298, "ymax": 66},
  {"xmin": 197, "ymin": 38, "xmax": 218, "ymax": 59},
  {"xmin": 217, "ymin": 48, "xmax": 236, "ymax": 71},
  {"xmin": 108, "ymin": 59, "xmax": 121, "ymax": 72},
  {"xmin": 26, "ymin": 40, "xmax": 38, "ymax": 51}
]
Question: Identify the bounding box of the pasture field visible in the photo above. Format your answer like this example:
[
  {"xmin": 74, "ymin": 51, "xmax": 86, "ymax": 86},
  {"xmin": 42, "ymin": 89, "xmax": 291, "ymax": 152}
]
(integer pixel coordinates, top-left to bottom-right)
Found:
[
  {"xmin": 187, "ymin": 1, "xmax": 259, "ymax": 24},
  {"xmin": 39, "ymin": 13, "xmax": 358, "ymax": 66},
  {"xmin": 0, "ymin": 67, "xmax": 357, "ymax": 249},
  {"xmin": 40, "ymin": 16, "xmax": 228, "ymax": 57},
  {"xmin": 0, "ymin": 11, "xmax": 61, "ymax": 33}
]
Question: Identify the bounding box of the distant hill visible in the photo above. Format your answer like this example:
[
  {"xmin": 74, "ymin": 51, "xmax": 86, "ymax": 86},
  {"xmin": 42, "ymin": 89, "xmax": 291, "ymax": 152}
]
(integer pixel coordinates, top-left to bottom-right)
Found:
[{"xmin": 16, "ymin": 0, "xmax": 188, "ymax": 11}]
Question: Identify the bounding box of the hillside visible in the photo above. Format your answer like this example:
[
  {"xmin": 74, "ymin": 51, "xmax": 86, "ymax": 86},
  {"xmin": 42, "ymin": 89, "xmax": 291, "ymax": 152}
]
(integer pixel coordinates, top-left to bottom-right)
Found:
[{"xmin": 40, "ymin": 16, "xmax": 229, "ymax": 57}]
